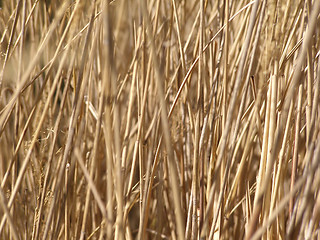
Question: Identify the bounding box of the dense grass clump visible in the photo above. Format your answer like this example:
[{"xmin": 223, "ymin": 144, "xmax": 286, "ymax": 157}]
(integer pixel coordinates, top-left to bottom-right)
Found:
[{"xmin": 0, "ymin": 0, "xmax": 320, "ymax": 239}]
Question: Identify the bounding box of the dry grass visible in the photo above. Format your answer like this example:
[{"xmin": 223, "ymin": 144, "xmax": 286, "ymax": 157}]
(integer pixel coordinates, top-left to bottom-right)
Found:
[{"xmin": 0, "ymin": 0, "xmax": 320, "ymax": 239}]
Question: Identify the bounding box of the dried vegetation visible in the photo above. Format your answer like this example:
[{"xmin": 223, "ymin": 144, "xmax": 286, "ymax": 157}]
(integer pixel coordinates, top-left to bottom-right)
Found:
[{"xmin": 0, "ymin": 0, "xmax": 320, "ymax": 239}]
